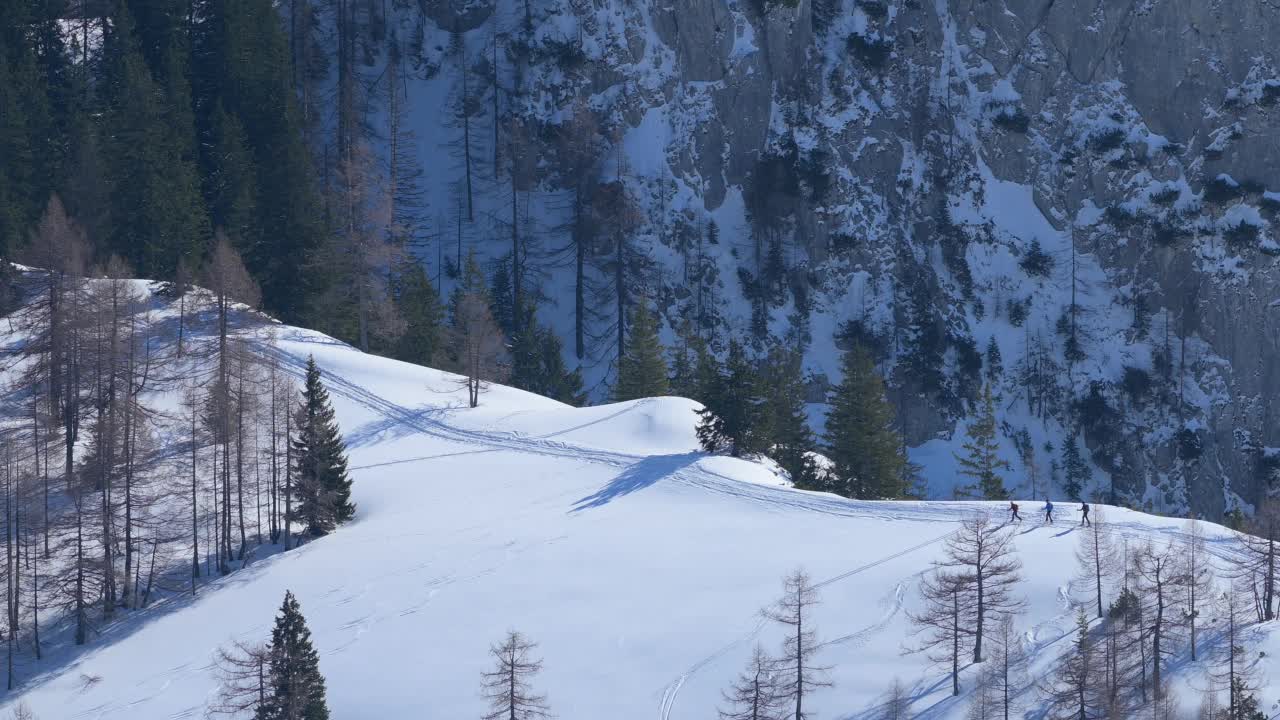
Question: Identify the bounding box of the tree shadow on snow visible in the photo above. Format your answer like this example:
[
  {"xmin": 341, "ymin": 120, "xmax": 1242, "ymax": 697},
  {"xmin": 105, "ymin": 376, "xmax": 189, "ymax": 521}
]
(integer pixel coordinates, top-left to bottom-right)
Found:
[
  {"xmin": 569, "ymin": 453, "xmax": 700, "ymax": 512},
  {"xmin": 7, "ymin": 535, "xmax": 310, "ymax": 699},
  {"xmin": 838, "ymin": 674, "xmax": 961, "ymax": 720}
]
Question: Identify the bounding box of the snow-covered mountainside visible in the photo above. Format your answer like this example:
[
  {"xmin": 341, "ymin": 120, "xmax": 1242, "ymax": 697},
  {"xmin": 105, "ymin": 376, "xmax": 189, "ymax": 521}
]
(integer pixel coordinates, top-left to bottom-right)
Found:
[
  {"xmin": 366, "ymin": 0, "xmax": 1280, "ymax": 518},
  {"xmin": 4, "ymin": 278, "xmax": 1277, "ymax": 719}
]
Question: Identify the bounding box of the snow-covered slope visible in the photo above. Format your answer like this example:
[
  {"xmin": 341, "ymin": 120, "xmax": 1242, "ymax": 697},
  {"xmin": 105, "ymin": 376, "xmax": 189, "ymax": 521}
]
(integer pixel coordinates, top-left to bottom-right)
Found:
[{"xmin": 4, "ymin": 286, "xmax": 1276, "ymax": 719}]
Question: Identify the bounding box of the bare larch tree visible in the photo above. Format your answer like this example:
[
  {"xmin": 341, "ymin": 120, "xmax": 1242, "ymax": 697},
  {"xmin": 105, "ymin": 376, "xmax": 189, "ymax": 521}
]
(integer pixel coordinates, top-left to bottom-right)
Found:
[
  {"xmin": 208, "ymin": 640, "xmax": 269, "ymax": 717},
  {"xmin": 764, "ymin": 569, "xmax": 831, "ymax": 720},
  {"xmin": 1074, "ymin": 506, "xmax": 1117, "ymax": 619},
  {"xmin": 1211, "ymin": 580, "xmax": 1263, "ymax": 720},
  {"xmin": 909, "ymin": 568, "xmax": 975, "ymax": 696},
  {"xmin": 1133, "ymin": 540, "xmax": 1184, "ymax": 701},
  {"xmin": 480, "ymin": 630, "xmax": 551, "ymax": 720},
  {"xmin": 1181, "ymin": 518, "xmax": 1214, "ymax": 662},
  {"xmin": 1237, "ymin": 502, "xmax": 1279, "ymax": 621},
  {"xmin": 718, "ymin": 644, "xmax": 781, "ymax": 720},
  {"xmin": 938, "ymin": 514, "xmax": 1025, "ymax": 663},
  {"xmin": 451, "ymin": 289, "xmax": 506, "ymax": 408}
]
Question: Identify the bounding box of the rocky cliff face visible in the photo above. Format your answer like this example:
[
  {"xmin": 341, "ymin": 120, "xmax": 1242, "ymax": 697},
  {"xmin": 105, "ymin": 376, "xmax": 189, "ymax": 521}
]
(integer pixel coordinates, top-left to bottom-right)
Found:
[{"xmin": 403, "ymin": 0, "xmax": 1280, "ymax": 517}]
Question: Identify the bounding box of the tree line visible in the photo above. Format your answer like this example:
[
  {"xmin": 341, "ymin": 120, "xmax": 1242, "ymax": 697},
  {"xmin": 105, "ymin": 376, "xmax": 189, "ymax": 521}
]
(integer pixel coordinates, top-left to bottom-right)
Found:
[
  {"xmin": 604, "ymin": 304, "xmax": 1013, "ymax": 503},
  {"xmin": 704, "ymin": 510, "xmax": 1280, "ymax": 719},
  {"xmin": 905, "ymin": 510, "xmax": 1270, "ymax": 720},
  {"xmin": 0, "ymin": 219, "xmax": 354, "ymax": 689}
]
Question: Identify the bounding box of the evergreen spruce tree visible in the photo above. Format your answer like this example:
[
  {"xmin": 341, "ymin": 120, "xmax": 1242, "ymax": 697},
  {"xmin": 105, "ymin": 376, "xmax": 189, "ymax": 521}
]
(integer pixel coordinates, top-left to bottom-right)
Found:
[
  {"xmin": 509, "ymin": 318, "xmax": 543, "ymax": 395},
  {"xmin": 694, "ymin": 333, "xmax": 723, "ymax": 401},
  {"xmin": 489, "ymin": 257, "xmax": 516, "ymax": 337},
  {"xmin": 614, "ymin": 302, "xmax": 670, "ymax": 402},
  {"xmin": 668, "ymin": 318, "xmax": 701, "ymax": 399},
  {"xmin": 534, "ymin": 330, "xmax": 585, "ymax": 406},
  {"xmin": 0, "ymin": 52, "xmax": 24, "ymax": 257},
  {"xmin": 0, "ymin": 45, "xmax": 45, "ymax": 256},
  {"xmin": 0, "ymin": 3, "xmax": 65, "ymax": 257},
  {"xmin": 1062, "ymin": 433, "xmax": 1089, "ymax": 501},
  {"xmin": 206, "ymin": 102, "xmax": 260, "ymax": 249},
  {"xmin": 697, "ymin": 340, "xmax": 766, "ymax": 458},
  {"xmin": 761, "ymin": 349, "xmax": 820, "ymax": 489},
  {"xmin": 510, "ymin": 303, "xmax": 585, "ymax": 406},
  {"xmin": 1019, "ymin": 238, "xmax": 1053, "ymax": 278},
  {"xmin": 257, "ymin": 591, "xmax": 330, "ymax": 720},
  {"xmin": 823, "ymin": 344, "xmax": 907, "ymax": 499},
  {"xmin": 450, "ymin": 251, "xmax": 490, "ymax": 323},
  {"xmin": 102, "ymin": 2, "xmax": 210, "ymax": 277},
  {"xmin": 1042, "ymin": 608, "xmax": 1096, "ymax": 718},
  {"xmin": 292, "ymin": 356, "xmax": 355, "ymax": 537},
  {"xmin": 194, "ymin": 0, "xmax": 325, "ymax": 322},
  {"xmin": 670, "ymin": 319, "xmax": 726, "ymax": 404},
  {"xmin": 954, "ymin": 383, "xmax": 1010, "ymax": 500},
  {"xmin": 392, "ymin": 261, "xmax": 444, "ymax": 367},
  {"xmin": 1234, "ymin": 678, "xmax": 1268, "ymax": 720},
  {"xmin": 984, "ymin": 337, "xmax": 1002, "ymax": 381},
  {"xmin": 902, "ymin": 273, "xmax": 946, "ymax": 395}
]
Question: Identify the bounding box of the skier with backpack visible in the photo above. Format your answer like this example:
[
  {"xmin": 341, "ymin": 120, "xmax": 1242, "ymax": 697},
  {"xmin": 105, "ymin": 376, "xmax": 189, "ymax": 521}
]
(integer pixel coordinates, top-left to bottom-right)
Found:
[
  {"xmin": 1009, "ymin": 501, "xmax": 1022, "ymax": 522},
  {"xmin": 1080, "ymin": 502, "xmax": 1091, "ymax": 526}
]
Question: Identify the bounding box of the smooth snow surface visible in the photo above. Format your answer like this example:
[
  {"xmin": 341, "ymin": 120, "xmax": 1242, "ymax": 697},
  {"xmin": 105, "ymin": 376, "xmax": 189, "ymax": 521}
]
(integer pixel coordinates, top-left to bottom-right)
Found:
[{"xmin": 5, "ymin": 307, "xmax": 1277, "ymax": 719}]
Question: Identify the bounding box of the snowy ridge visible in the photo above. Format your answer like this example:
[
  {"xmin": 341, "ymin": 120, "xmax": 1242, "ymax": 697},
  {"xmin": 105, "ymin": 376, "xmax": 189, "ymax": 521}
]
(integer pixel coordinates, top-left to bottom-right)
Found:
[{"xmin": 3, "ymin": 281, "xmax": 1278, "ymax": 719}]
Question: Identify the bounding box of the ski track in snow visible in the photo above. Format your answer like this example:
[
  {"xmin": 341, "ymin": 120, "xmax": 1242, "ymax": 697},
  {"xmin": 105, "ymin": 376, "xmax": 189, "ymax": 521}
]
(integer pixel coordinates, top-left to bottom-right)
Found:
[
  {"xmin": 253, "ymin": 338, "xmax": 1260, "ymax": 720},
  {"xmin": 656, "ymin": 538, "xmax": 949, "ymax": 720},
  {"xmin": 267, "ymin": 340, "xmax": 1009, "ymax": 531},
  {"xmin": 822, "ymin": 580, "xmax": 911, "ymax": 650}
]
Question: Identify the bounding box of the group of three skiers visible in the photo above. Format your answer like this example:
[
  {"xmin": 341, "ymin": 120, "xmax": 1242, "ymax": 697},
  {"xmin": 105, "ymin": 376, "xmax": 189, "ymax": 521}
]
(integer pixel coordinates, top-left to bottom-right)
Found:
[{"xmin": 1007, "ymin": 499, "xmax": 1090, "ymax": 526}]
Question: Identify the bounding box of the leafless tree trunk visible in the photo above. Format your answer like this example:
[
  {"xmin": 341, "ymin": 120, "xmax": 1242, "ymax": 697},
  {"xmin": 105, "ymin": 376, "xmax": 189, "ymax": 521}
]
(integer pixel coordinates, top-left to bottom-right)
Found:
[
  {"xmin": 717, "ymin": 645, "xmax": 780, "ymax": 720},
  {"xmin": 480, "ymin": 631, "xmax": 550, "ymax": 720},
  {"xmin": 1075, "ymin": 507, "xmax": 1116, "ymax": 619},
  {"xmin": 203, "ymin": 233, "xmax": 260, "ymax": 575},
  {"xmin": 284, "ymin": 379, "xmax": 294, "ymax": 551},
  {"xmin": 1181, "ymin": 518, "xmax": 1213, "ymax": 661},
  {"xmin": 1211, "ymin": 580, "xmax": 1262, "ymax": 718},
  {"xmin": 987, "ymin": 615, "xmax": 1026, "ymax": 720},
  {"xmin": 333, "ymin": 142, "xmax": 401, "ymax": 354},
  {"xmin": 184, "ymin": 383, "xmax": 201, "ymax": 592},
  {"xmin": 1133, "ymin": 541, "xmax": 1184, "ymax": 700},
  {"xmin": 882, "ymin": 678, "xmax": 910, "ymax": 720},
  {"xmin": 208, "ymin": 640, "xmax": 270, "ymax": 718},
  {"xmin": 450, "ymin": 290, "xmax": 507, "ymax": 408},
  {"xmin": 555, "ymin": 101, "xmax": 602, "ymax": 360},
  {"xmin": 937, "ymin": 515, "xmax": 1025, "ymax": 664},
  {"xmin": 909, "ymin": 569, "xmax": 974, "ymax": 696},
  {"xmin": 764, "ymin": 569, "xmax": 832, "ymax": 720},
  {"xmin": 1236, "ymin": 503, "xmax": 1277, "ymax": 621}
]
